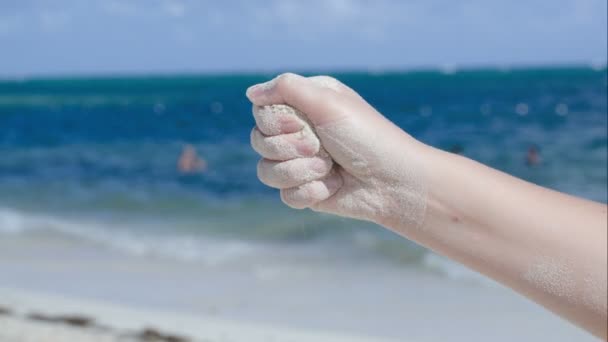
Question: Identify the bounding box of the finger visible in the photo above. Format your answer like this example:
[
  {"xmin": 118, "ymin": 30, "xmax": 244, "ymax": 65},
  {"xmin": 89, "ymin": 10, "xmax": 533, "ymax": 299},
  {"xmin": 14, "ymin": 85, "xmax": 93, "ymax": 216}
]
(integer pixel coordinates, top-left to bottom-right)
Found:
[
  {"xmin": 257, "ymin": 156, "xmax": 333, "ymax": 189},
  {"xmin": 250, "ymin": 127, "xmax": 320, "ymax": 161},
  {"xmin": 246, "ymin": 73, "xmax": 339, "ymax": 125},
  {"xmin": 252, "ymin": 104, "xmax": 307, "ymax": 136},
  {"xmin": 246, "ymin": 73, "xmax": 316, "ymax": 107},
  {"xmin": 280, "ymin": 170, "xmax": 342, "ymax": 209}
]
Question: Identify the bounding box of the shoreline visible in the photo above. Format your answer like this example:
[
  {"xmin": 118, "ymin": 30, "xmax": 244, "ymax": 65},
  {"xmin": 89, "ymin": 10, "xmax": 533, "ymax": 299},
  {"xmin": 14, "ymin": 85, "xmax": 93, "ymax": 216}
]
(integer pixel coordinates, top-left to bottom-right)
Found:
[{"xmin": 0, "ymin": 232, "xmax": 596, "ymax": 342}]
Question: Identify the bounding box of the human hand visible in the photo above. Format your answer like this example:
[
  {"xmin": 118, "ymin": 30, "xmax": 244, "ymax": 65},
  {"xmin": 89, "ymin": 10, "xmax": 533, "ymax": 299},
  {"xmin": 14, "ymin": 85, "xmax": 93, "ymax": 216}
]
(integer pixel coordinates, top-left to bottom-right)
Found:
[{"xmin": 247, "ymin": 73, "xmax": 428, "ymax": 230}]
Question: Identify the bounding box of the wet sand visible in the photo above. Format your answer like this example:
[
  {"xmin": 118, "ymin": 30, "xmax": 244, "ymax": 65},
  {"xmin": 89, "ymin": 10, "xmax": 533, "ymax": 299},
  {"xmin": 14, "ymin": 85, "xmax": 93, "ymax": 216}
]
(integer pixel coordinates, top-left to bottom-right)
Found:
[
  {"xmin": 0, "ymin": 287, "xmax": 399, "ymax": 342},
  {"xmin": 0, "ymin": 233, "xmax": 595, "ymax": 342}
]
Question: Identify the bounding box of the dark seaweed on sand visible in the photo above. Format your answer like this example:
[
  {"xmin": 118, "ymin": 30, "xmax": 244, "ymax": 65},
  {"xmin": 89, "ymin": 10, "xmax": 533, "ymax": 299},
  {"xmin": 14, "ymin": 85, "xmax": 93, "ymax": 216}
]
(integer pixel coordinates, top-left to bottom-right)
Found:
[
  {"xmin": 26, "ymin": 312, "xmax": 94, "ymax": 327},
  {"xmin": 134, "ymin": 327, "xmax": 190, "ymax": 342},
  {"xmin": 0, "ymin": 306, "xmax": 13, "ymax": 315}
]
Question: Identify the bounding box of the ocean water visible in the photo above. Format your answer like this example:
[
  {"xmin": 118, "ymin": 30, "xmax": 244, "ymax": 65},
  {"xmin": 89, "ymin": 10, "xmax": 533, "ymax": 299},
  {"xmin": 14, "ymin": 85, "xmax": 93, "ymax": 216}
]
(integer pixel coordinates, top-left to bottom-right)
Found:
[{"xmin": 0, "ymin": 67, "xmax": 606, "ymax": 277}]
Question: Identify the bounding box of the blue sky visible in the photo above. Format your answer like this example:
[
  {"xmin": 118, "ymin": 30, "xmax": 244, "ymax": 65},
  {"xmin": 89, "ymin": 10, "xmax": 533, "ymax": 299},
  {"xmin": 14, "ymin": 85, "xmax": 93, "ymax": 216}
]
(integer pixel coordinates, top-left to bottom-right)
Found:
[{"xmin": 0, "ymin": 0, "xmax": 606, "ymax": 76}]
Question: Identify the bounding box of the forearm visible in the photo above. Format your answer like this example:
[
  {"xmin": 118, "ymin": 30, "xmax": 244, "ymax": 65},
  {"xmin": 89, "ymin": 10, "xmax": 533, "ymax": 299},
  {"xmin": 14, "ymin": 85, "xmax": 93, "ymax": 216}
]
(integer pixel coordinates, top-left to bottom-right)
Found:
[{"xmin": 388, "ymin": 143, "xmax": 607, "ymax": 338}]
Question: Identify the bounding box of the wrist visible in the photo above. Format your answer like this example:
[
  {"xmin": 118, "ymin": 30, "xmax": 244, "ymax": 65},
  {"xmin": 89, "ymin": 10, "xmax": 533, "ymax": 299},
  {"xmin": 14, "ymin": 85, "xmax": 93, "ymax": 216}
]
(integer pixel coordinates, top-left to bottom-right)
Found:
[
  {"xmin": 381, "ymin": 140, "xmax": 461, "ymax": 238},
  {"xmin": 372, "ymin": 136, "xmax": 435, "ymax": 233}
]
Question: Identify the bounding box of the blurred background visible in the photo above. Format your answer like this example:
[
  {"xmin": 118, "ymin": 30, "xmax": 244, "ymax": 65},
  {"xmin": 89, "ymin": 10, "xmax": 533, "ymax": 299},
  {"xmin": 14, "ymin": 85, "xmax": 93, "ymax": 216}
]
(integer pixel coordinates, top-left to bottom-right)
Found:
[{"xmin": 0, "ymin": 1, "xmax": 606, "ymax": 341}]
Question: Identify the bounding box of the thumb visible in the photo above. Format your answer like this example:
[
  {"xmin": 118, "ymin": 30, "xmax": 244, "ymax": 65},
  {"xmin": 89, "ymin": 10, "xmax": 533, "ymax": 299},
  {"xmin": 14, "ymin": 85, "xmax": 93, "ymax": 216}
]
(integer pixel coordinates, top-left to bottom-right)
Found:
[{"xmin": 246, "ymin": 73, "xmax": 343, "ymax": 126}]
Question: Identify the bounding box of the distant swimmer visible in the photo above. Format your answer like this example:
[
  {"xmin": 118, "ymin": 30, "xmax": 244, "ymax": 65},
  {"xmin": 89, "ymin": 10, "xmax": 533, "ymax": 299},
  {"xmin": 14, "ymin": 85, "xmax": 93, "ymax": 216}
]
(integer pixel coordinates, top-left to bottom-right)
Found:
[
  {"xmin": 177, "ymin": 144, "xmax": 207, "ymax": 174},
  {"xmin": 525, "ymin": 145, "xmax": 541, "ymax": 167}
]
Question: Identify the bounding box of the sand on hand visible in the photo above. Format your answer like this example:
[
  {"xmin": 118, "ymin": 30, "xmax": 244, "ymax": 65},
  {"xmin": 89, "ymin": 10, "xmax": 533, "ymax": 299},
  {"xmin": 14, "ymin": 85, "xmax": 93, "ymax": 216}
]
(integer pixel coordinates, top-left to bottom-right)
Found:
[{"xmin": 251, "ymin": 95, "xmax": 427, "ymax": 232}]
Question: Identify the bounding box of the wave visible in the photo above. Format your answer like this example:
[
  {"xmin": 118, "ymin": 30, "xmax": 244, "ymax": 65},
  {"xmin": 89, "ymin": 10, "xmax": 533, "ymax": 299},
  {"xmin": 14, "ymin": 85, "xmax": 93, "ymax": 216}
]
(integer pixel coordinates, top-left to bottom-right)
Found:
[
  {"xmin": 0, "ymin": 206, "xmax": 498, "ymax": 285},
  {"xmin": 0, "ymin": 207, "xmax": 259, "ymax": 266}
]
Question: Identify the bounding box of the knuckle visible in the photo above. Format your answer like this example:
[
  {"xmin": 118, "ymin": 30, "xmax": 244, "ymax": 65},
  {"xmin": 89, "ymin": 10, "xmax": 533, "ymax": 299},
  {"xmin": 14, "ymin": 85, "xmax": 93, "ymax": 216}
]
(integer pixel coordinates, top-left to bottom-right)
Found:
[
  {"xmin": 310, "ymin": 75, "xmax": 342, "ymax": 92},
  {"xmin": 275, "ymin": 73, "xmax": 294, "ymax": 93},
  {"xmin": 278, "ymin": 72, "xmax": 296, "ymax": 80},
  {"xmin": 318, "ymin": 75, "xmax": 338, "ymax": 82},
  {"xmin": 274, "ymin": 73, "xmax": 304, "ymax": 101}
]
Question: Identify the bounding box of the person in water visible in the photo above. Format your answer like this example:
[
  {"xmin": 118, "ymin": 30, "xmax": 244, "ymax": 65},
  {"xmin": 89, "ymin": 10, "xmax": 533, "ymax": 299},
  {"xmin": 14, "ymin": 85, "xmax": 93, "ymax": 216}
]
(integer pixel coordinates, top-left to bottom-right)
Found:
[
  {"xmin": 177, "ymin": 144, "xmax": 207, "ymax": 174},
  {"xmin": 526, "ymin": 145, "xmax": 541, "ymax": 167},
  {"xmin": 246, "ymin": 73, "xmax": 607, "ymax": 339}
]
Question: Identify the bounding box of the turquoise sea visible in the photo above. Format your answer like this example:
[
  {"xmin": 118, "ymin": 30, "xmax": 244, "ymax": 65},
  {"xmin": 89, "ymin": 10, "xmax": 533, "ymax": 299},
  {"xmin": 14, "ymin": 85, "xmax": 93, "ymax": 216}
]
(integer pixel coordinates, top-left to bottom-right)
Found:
[{"xmin": 0, "ymin": 67, "xmax": 606, "ymax": 272}]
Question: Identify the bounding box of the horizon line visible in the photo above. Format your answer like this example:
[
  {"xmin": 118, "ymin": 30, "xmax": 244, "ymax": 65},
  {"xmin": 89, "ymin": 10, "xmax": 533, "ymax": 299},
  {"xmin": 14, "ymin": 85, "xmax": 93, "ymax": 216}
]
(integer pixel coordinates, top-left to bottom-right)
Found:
[{"xmin": 1, "ymin": 61, "xmax": 606, "ymax": 82}]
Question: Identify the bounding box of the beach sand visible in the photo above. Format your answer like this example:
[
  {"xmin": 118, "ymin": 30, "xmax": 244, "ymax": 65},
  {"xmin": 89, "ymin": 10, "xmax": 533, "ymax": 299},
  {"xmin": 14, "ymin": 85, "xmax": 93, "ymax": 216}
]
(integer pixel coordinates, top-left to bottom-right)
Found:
[
  {"xmin": 0, "ymin": 232, "xmax": 596, "ymax": 342},
  {"xmin": 0, "ymin": 287, "xmax": 399, "ymax": 342}
]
